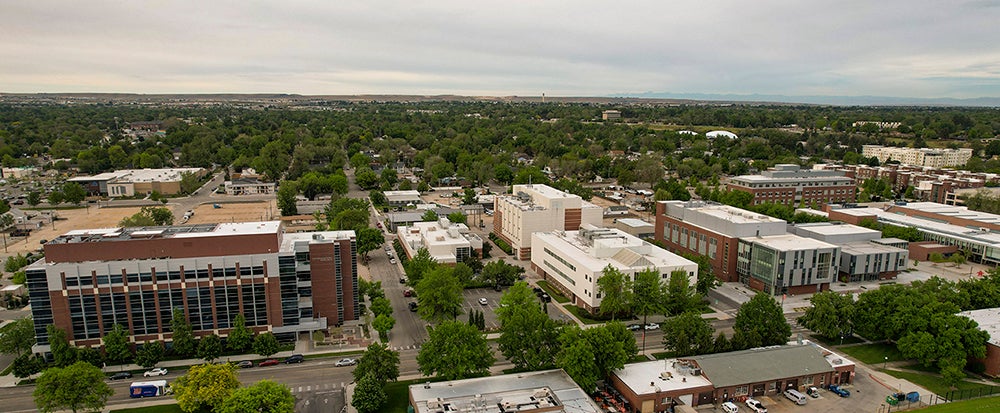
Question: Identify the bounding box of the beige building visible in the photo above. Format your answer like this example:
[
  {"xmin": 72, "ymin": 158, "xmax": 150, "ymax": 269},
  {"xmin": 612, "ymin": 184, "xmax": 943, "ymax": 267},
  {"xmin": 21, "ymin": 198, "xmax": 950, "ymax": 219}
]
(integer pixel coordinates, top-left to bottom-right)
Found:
[
  {"xmin": 861, "ymin": 145, "xmax": 973, "ymax": 168},
  {"xmin": 397, "ymin": 218, "xmax": 483, "ymax": 264},
  {"xmin": 493, "ymin": 184, "xmax": 602, "ymax": 260},
  {"xmin": 69, "ymin": 168, "xmax": 205, "ymax": 197}
]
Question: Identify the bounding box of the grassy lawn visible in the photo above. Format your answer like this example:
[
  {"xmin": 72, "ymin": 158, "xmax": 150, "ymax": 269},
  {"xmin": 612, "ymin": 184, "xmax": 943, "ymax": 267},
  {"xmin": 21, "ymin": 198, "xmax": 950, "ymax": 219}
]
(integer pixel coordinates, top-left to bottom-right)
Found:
[
  {"xmin": 535, "ymin": 280, "xmax": 570, "ymax": 303},
  {"xmin": 563, "ymin": 305, "xmax": 612, "ymax": 325},
  {"xmin": 111, "ymin": 404, "xmax": 184, "ymax": 413},
  {"xmin": 838, "ymin": 342, "xmax": 905, "ymax": 364},
  {"xmin": 385, "ymin": 377, "xmax": 447, "ymax": 412},
  {"xmin": 881, "ymin": 369, "xmax": 1000, "ymax": 397},
  {"xmin": 651, "ymin": 351, "xmax": 673, "ymax": 360},
  {"xmin": 914, "ymin": 396, "xmax": 1000, "ymax": 412}
]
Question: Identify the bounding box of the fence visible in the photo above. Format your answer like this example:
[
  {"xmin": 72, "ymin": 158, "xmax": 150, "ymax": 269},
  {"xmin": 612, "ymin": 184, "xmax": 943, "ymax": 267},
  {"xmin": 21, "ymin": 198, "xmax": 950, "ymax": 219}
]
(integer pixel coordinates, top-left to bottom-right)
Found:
[{"xmin": 944, "ymin": 385, "xmax": 1000, "ymax": 402}]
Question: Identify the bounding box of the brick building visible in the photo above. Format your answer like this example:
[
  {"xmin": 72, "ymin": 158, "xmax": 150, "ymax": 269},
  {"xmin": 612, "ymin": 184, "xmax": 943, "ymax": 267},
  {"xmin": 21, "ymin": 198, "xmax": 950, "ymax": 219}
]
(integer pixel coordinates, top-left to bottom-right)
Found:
[
  {"xmin": 726, "ymin": 164, "xmax": 855, "ymax": 207},
  {"xmin": 25, "ymin": 221, "xmax": 358, "ymax": 353}
]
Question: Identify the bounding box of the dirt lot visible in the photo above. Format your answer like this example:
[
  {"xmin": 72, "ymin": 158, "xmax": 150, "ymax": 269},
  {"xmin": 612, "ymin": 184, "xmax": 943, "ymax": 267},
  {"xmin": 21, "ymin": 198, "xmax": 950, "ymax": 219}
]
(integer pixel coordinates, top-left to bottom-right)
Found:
[{"xmin": 185, "ymin": 201, "xmax": 277, "ymax": 225}]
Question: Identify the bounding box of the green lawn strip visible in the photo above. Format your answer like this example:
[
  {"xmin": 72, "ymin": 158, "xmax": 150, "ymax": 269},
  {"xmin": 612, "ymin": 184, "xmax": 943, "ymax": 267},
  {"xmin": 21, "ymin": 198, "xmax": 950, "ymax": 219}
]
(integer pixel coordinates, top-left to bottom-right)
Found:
[
  {"xmin": 881, "ymin": 369, "xmax": 1000, "ymax": 397},
  {"xmin": 562, "ymin": 305, "xmax": 610, "ymax": 325},
  {"xmin": 384, "ymin": 377, "xmax": 448, "ymax": 412},
  {"xmin": 838, "ymin": 342, "xmax": 905, "ymax": 364},
  {"xmin": 911, "ymin": 395, "xmax": 1000, "ymax": 412},
  {"xmin": 535, "ymin": 280, "xmax": 570, "ymax": 303},
  {"xmin": 110, "ymin": 404, "xmax": 185, "ymax": 413}
]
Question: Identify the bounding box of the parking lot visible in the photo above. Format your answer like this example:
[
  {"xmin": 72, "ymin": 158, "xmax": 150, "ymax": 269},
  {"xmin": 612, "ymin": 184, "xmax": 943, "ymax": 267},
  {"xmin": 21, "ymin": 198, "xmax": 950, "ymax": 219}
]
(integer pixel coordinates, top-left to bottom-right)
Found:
[
  {"xmin": 713, "ymin": 366, "xmax": 903, "ymax": 413},
  {"xmin": 459, "ymin": 286, "xmax": 565, "ymax": 330}
]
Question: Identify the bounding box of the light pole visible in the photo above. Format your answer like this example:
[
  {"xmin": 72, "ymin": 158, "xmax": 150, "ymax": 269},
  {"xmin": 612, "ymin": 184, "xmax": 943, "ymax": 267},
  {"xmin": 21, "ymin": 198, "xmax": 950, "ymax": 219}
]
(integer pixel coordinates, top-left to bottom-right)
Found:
[{"xmin": 884, "ymin": 355, "xmax": 888, "ymax": 370}]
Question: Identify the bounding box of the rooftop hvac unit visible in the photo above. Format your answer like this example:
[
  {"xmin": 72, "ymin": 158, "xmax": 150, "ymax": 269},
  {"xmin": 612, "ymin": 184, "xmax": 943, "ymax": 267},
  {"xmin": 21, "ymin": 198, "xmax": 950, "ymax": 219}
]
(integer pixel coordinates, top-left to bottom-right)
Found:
[
  {"xmin": 427, "ymin": 398, "xmax": 443, "ymax": 409},
  {"xmin": 692, "ymin": 368, "xmax": 701, "ymax": 376},
  {"xmin": 532, "ymin": 388, "xmax": 551, "ymax": 399}
]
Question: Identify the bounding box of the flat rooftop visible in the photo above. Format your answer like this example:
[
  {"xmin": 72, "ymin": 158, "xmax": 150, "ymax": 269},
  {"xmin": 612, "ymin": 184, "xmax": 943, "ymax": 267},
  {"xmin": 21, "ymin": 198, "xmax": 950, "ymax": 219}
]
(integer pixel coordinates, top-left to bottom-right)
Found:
[
  {"xmin": 744, "ymin": 234, "xmax": 836, "ymax": 251},
  {"xmin": 958, "ymin": 308, "xmax": 1000, "ymax": 347},
  {"xmin": 534, "ymin": 227, "xmax": 695, "ymax": 272},
  {"xmin": 50, "ymin": 221, "xmax": 282, "ymax": 245},
  {"xmin": 893, "ymin": 202, "xmax": 1000, "ymax": 225},
  {"xmin": 613, "ymin": 359, "xmax": 713, "ymax": 396},
  {"xmin": 793, "ymin": 222, "xmax": 881, "ymax": 238},
  {"xmin": 686, "ymin": 203, "xmax": 784, "ymax": 225},
  {"xmin": 280, "ymin": 230, "xmax": 355, "ymax": 250},
  {"xmin": 840, "ymin": 241, "xmax": 908, "ymax": 256},
  {"xmin": 692, "ymin": 344, "xmax": 840, "ymax": 388},
  {"xmin": 408, "ymin": 369, "xmax": 600, "ymax": 413},
  {"xmin": 616, "ymin": 218, "xmax": 653, "ymax": 228}
]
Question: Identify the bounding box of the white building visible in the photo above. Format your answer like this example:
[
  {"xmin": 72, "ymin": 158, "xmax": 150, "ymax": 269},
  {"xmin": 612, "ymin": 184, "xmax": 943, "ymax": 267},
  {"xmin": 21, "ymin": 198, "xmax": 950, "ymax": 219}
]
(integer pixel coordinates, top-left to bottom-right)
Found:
[
  {"xmin": 531, "ymin": 225, "xmax": 697, "ymax": 313},
  {"xmin": 493, "ymin": 184, "xmax": 602, "ymax": 260},
  {"xmin": 224, "ymin": 178, "xmax": 275, "ymax": 195},
  {"xmin": 736, "ymin": 234, "xmax": 840, "ymax": 295},
  {"xmin": 384, "ymin": 190, "xmax": 423, "ymax": 206},
  {"xmin": 408, "ymin": 369, "xmax": 601, "ymax": 413},
  {"xmin": 861, "ymin": 145, "xmax": 974, "ymax": 168},
  {"xmin": 790, "ymin": 222, "xmax": 908, "ymax": 282},
  {"xmin": 397, "ymin": 218, "xmax": 483, "ymax": 264}
]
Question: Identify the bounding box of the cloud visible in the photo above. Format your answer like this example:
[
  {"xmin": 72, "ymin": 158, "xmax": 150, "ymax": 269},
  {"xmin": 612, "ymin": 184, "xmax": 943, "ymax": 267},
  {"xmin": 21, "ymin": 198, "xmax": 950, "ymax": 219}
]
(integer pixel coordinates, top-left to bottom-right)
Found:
[{"xmin": 1, "ymin": 0, "xmax": 997, "ymax": 98}]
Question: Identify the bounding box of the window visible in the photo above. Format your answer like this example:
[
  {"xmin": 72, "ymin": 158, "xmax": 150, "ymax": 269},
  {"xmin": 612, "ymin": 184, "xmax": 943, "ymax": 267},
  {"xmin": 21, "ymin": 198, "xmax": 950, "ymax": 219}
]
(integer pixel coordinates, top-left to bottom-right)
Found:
[
  {"xmin": 736, "ymin": 385, "xmax": 749, "ymax": 396},
  {"xmin": 803, "ymin": 376, "xmax": 814, "ymax": 385}
]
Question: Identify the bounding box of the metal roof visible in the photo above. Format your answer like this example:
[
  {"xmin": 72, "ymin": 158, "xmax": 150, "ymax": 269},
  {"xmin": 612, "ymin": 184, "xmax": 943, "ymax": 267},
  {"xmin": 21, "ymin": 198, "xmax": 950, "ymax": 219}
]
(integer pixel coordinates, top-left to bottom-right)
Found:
[{"xmin": 692, "ymin": 345, "xmax": 835, "ymax": 388}]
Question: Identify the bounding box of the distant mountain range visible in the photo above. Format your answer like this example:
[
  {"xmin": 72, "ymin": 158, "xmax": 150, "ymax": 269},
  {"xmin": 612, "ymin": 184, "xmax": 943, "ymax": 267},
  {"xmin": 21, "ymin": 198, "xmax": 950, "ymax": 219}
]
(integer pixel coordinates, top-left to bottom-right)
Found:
[{"xmin": 612, "ymin": 92, "xmax": 1000, "ymax": 107}]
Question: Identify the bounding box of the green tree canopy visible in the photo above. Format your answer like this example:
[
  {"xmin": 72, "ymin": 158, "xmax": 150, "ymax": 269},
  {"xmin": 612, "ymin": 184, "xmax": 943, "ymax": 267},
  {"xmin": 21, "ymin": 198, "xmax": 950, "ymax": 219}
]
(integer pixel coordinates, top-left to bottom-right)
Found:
[
  {"xmin": 417, "ymin": 320, "xmax": 495, "ymax": 380},
  {"xmin": 404, "ymin": 247, "xmax": 438, "ymax": 285},
  {"xmin": 497, "ymin": 282, "xmax": 560, "ymax": 371},
  {"xmin": 173, "ymin": 363, "xmax": 241, "ymax": 413},
  {"xmin": 216, "ymin": 380, "xmax": 295, "ymax": 413},
  {"xmin": 102, "ymin": 323, "xmax": 132, "ymax": 366},
  {"xmin": 352, "ymin": 342, "xmax": 401, "ymax": 385},
  {"xmin": 373, "ymin": 313, "xmax": 396, "ymax": 342},
  {"xmin": 61, "ymin": 182, "xmax": 87, "ymax": 205},
  {"xmin": 797, "ymin": 291, "xmax": 854, "ymax": 341},
  {"xmin": 227, "ymin": 314, "xmax": 254, "ymax": 353},
  {"xmin": 661, "ymin": 311, "xmax": 715, "ymax": 357},
  {"xmin": 170, "ymin": 308, "xmax": 196, "ymax": 357},
  {"xmin": 197, "ymin": 334, "xmax": 223, "ymax": 362},
  {"xmin": 596, "ymin": 265, "xmax": 632, "ymax": 319},
  {"xmin": 33, "ymin": 361, "xmax": 113, "ymax": 413},
  {"xmin": 357, "ymin": 227, "xmax": 385, "ymax": 262},
  {"xmin": 119, "ymin": 206, "xmax": 174, "ymax": 227},
  {"xmin": 733, "ymin": 293, "xmax": 791, "ymax": 349},
  {"xmin": 135, "ymin": 341, "xmax": 165, "ymax": 369},
  {"xmin": 416, "ymin": 267, "xmax": 464, "ymax": 323},
  {"xmin": 47, "ymin": 325, "xmax": 78, "ymax": 367},
  {"xmin": 253, "ymin": 332, "xmax": 280, "ymax": 357},
  {"xmin": 352, "ymin": 373, "xmax": 388, "ymax": 413},
  {"xmin": 0, "ymin": 317, "xmax": 35, "ymax": 356}
]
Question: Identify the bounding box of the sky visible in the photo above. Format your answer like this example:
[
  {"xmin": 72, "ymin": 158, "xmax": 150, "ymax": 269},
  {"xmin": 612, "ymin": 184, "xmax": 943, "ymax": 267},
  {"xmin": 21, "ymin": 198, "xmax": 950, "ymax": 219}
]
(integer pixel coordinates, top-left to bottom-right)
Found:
[{"xmin": 2, "ymin": 0, "xmax": 999, "ymax": 99}]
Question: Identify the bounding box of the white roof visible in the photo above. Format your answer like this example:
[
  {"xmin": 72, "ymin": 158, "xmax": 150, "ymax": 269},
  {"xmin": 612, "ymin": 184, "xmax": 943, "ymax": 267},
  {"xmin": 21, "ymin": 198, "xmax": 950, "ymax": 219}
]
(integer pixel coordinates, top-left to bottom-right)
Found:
[
  {"xmin": 706, "ymin": 130, "xmax": 738, "ymax": 139},
  {"xmin": 617, "ymin": 218, "xmax": 653, "ymax": 228},
  {"xmin": 409, "ymin": 369, "xmax": 601, "ymax": 413},
  {"xmin": 839, "ymin": 241, "xmax": 908, "ymax": 256},
  {"xmin": 745, "ymin": 234, "xmax": 837, "ymax": 251},
  {"xmin": 613, "ymin": 359, "xmax": 713, "ymax": 396},
  {"xmin": 894, "ymin": 202, "xmax": 1000, "ymax": 226},
  {"xmin": 794, "ymin": 222, "xmax": 881, "ymax": 237},
  {"xmin": 688, "ymin": 203, "xmax": 784, "ymax": 225},
  {"xmin": 533, "ymin": 227, "xmax": 695, "ymax": 273},
  {"xmin": 280, "ymin": 230, "xmax": 356, "ymax": 250},
  {"xmin": 958, "ymin": 308, "xmax": 1000, "ymax": 347}
]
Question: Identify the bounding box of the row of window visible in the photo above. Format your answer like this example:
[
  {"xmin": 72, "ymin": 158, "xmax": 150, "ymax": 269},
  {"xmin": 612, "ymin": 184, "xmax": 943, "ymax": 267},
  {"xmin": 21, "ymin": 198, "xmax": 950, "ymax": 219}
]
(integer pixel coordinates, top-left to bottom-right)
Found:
[{"xmin": 64, "ymin": 265, "xmax": 266, "ymax": 287}]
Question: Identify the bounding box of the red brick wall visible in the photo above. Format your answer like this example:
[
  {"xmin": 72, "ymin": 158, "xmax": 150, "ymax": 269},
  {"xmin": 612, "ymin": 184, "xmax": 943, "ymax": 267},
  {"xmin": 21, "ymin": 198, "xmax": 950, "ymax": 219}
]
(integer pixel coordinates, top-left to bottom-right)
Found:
[
  {"xmin": 564, "ymin": 208, "xmax": 582, "ymax": 230},
  {"xmin": 45, "ymin": 232, "xmax": 280, "ymax": 263},
  {"xmin": 310, "ymin": 242, "xmax": 340, "ymax": 325}
]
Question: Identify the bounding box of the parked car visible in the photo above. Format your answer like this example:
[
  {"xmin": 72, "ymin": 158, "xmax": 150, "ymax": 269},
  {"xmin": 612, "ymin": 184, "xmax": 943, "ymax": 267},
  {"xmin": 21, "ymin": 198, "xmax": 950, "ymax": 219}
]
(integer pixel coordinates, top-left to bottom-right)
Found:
[
  {"xmin": 745, "ymin": 397, "xmax": 767, "ymax": 413},
  {"xmin": 627, "ymin": 324, "xmax": 642, "ymax": 331},
  {"xmin": 284, "ymin": 354, "xmax": 304, "ymax": 364},
  {"xmin": 479, "ymin": 298, "xmax": 488, "ymax": 305},
  {"xmin": 109, "ymin": 372, "xmax": 133, "ymax": 380},
  {"xmin": 236, "ymin": 361, "xmax": 254, "ymax": 368},
  {"xmin": 143, "ymin": 368, "xmax": 168, "ymax": 377},
  {"xmin": 404, "ymin": 289, "xmax": 414, "ymax": 297},
  {"xmin": 828, "ymin": 384, "xmax": 851, "ymax": 398},
  {"xmin": 540, "ymin": 293, "xmax": 551, "ymax": 302},
  {"xmin": 259, "ymin": 359, "xmax": 280, "ymax": 367},
  {"xmin": 389, "ymin": 258, "xmax": 396, "ymax": 264},
  {"xmin": 806, "ymin": 386, "xmax": 820, "ymax": 398},
  {"xmin": 409, "ymin": 302, "xmax": 418, "ymax": 312},
  {"xmin": 644, "ymin": 323, "xmax": 660, "ymax": 330},
  {"xmin": 335, "ymin": 358, "xmax": 357, "ymax": 367},
  {"xmin": 399, "ymin": 277, "xmax": 407, "ymax": 284}
]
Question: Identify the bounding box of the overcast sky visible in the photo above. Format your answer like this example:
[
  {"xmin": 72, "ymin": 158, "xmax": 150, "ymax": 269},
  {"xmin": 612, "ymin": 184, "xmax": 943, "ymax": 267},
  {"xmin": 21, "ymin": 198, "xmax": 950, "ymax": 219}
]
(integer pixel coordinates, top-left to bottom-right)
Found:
[{"xmin": 2, "ymin": 0, "xmax": 998, "ymax": 98}]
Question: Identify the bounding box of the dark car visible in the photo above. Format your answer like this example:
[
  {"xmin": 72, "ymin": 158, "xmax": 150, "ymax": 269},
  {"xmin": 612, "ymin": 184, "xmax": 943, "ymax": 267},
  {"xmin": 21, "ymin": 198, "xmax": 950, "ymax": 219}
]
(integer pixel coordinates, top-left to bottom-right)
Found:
[
  {"xmin": 408, "ymin": 302, "xmax": 418, "ymax": 312},
  {"xmin": 540, "ymin": 293, "xmax": 551, "ymax": 303},
  {"xmin": 828, "ymin": 384, "xmax": 851, "ymax": 398},
  {"xmin": 259, "ymin": 359, "xmax": 280, "ymax": 367},
  {"xmin": 108, "ymin": 372, "xmax": 133, "ymax": 380},
  {"xmin": 627, "ymin": 324, "xmax": 642, "ymax": 331},
  {"xmin": 399, "ymin": 277, "xmax": 407, "ymax": 284},
  {"xmin": 236, "ymin": 360, "xmax": 254, "ymax": 368},
  {"xmin": 284, "ymin": 354, "xmax": 304, "ymax": 364}
]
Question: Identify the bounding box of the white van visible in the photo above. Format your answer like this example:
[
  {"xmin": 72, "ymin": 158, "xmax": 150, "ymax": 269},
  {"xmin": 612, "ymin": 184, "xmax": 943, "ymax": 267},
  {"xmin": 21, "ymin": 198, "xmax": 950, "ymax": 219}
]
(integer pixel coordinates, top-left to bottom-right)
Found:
[
  {"xmin": 721, "ymin": 401, "xmax": 740, "ymax": 413},
  {"xmin": 783, "ymin": 389, "xmax": 808, "ymax": 405}
]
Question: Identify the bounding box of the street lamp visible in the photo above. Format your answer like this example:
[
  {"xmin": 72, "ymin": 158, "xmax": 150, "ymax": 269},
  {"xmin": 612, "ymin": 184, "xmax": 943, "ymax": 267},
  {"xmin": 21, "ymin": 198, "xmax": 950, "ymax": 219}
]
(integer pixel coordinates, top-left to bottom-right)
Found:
[{"xmin": 883, "ymin": 355, "xmax": 888, "ymax": 370}]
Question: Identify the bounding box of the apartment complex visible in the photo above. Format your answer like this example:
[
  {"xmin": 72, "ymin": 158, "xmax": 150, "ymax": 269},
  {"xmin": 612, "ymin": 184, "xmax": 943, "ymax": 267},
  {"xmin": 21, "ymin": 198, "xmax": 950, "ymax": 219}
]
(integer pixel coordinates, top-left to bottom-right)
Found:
[
  {"xmin": 493, "ymin": 184, "xmax": 602, "ymax": 260},
  {"xmin": 397, "ymin": 217, "xmax": 483, "ymax": 264},
  {"xmin": 530, "ymin": 225, "xmax": 697, "ymax": 313},
  {"xmin": 819, "ymin": 163, "xmax": 999, "ymax": 204},
  {"xmin": 656, "ymin": 201, "xmax": 839, "ymax": 294},
  {"xmin": 68, "ymin": 168, "xmax": 206, "ymax": 197},
  {"xmin": 726, "ymin": 164, "xmax": 855, "ymax": 206},
  {"xmin": 25, "ymin": 221, "xmax": 358, "ymax": 352},
  {"xmin": 861, "ymin": 145, "xmax": 974, "ymax": 168}
]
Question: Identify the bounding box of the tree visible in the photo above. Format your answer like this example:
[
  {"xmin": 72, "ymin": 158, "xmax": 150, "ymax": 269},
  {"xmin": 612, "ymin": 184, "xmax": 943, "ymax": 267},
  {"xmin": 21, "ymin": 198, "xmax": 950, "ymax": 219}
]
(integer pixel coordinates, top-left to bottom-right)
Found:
[
  {"xmin": 369, "ymin": 190, "xmax": 387, "ymax": 206},
  {"xmin": 352, "ymin": 342, "xmax": 400, "ymax": 385},
  {"xmin": 713, "ymin": 332, "xmax": 731, "ymax": 353},
  {"xmin": 33, "ymin": 361, "xmax": 113, "ymax": 413},
  {"xmin": 120, "ymin": 206, "xmax": 174, "ymax": 227},
  {"xmin": 585, "ymin": 323, "xmax": 634, "ymax": 378},
  {"xmin": 417, "ymin": 320, "xmax": 495, "ymax": 380},
  {"xmin": 370, "ymin": 296, "xmax": 392, "ymax": 318},
  {"xmin": 481, "ymin": 259, "xmax": 523, "ymax": 288},
  {"xmin": 497, "ymin": 282, "xmax": 560, "ymax": 371},
  {"xmin": 357, "ymin": 227, "xmax": 385, "ymax": 262},
  {"xmin": 216, "ymin": 380, "xmax": 295, "ymax": 413},
  {"xmin": 416, "ymin": 267, "xmax": 464, "ymax": 323},
  {"xmin": 405, "ymin": 248, "xmax": 438, "ymax": 285},
  {"xmin": 253, "ymin": 332, "xmax": 280, "ymax": 357},
  {"xmin": 733, "ymin": 293, "xmax": 791, "ymax": 349},
  {"xmin": 555, "ymin": 326, "xmax": 599, "ymax": 392},
  {"xmin": 596, "ymin": 265, "xmax": 632, "ymax": 319},
  {"xmin": 797, "ymin": 291, "xmax": 854, "ymax": 341},
  {"xmin": 0, "ymin": 317, "xmax": 35, "ymax": 356},
  {"xmin": 352, "ymin": 373, "xmax": 388, "ymax": 413},
  {"xmin": 170, "ymin": 308, "xmax": 196, "ymax": 357},
  {"xmin": 665, "ymin": 270, "xmax": 701, "ymax": 316},
  {"xmin": 47, "ymin": 190, "xmax": 64, "ymax": 206},
  {"xmin": 47, "ymin": 324, "xmax": 77, "ymax": 367},
  {"xmin": 447, "ymin": 211, "xmax": 467, "ymax": 224},
  {"xmin": 61, "ymin": 182, "xmax": 87, "ymax": 205},
  {"xmin": 135, "ymin": 341, "xmax": 165, "ymax": 369},
  {"xmin": 12, "ymin": 353, "xmax": 44, "ymax": 378},
  {"xmin": 222, "ymin": 316, "xmax": 252, "ymax": 354},
  {"xmin": 661, "ymin": 312, "xmax": 714, "ymax": 356},
  {"xmin": 276, "ymin": 181, "xmax": 298, "ymax": 216},
  {"xmin": 102, "ymin": 323, "xmax": 132, "ymax": 367},
  {"xmin": 173, "ymin": 363, "xmax": 241, "ymax": 413},
  {"xmin": 373, "ymin": 313, "xmax": 396, "ymax": 342},
  {"xmin": 355, "ymin": 167, "xmax": 380, "ymax": 189},
  {"xmin": 197, "ymin": 334, "xmax": 223, "ymax": 362},
  {"xmin": 421, "ymin": 209, "xmax": 438, "ymax": 222},
  {"xmin": 26, "ymin": 191, "xmax": 40, "ymax": 207}
]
